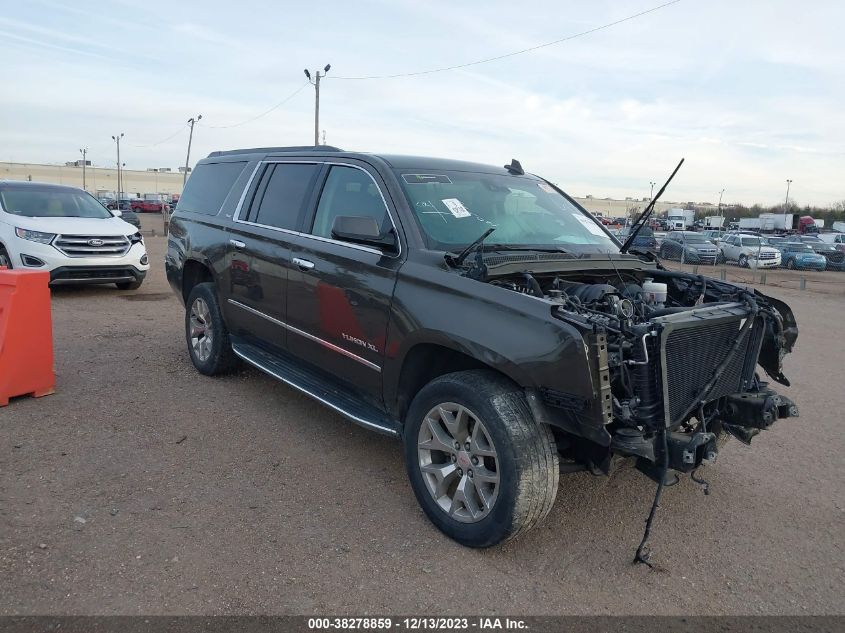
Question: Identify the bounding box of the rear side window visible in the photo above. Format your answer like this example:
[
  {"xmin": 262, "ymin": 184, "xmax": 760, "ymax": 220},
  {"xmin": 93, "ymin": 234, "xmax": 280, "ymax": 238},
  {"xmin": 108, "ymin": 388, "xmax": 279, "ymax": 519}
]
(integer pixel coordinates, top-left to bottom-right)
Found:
[
  {"xmin": 178, "ymin": 161, "xmax": 246, "ymax": 215},
  {"xmin": 250, "ymin": 163, "xmax": 319, "ymax": 230}
]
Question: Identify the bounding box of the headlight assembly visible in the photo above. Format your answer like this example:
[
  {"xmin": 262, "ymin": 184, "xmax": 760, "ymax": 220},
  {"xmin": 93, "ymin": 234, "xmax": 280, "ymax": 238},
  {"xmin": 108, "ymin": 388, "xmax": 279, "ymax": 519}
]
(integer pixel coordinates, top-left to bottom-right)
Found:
[{"xmin": 15, "ymin": 228, "xmax": 56, "ymax": 244}]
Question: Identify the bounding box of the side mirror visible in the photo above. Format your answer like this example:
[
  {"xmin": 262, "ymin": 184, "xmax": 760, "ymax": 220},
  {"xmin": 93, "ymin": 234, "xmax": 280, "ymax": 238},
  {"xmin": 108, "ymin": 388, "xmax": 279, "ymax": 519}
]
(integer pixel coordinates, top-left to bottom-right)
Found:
[
  {"xmin": 112, "ymin": 209, "xmax": 123, "ymax": 217},
  {"xmin": 331, "ymin": 215, "xmax": 397, "ymax": 251}
]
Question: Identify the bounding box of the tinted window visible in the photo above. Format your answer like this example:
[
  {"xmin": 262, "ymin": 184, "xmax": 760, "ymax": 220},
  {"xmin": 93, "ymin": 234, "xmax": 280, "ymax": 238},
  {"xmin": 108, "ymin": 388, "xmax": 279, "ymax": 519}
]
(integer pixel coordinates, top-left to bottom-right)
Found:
[
  {"xmin": 251, "ymin": 163, "xmax": 319, "ymax": 230},
  {"xmin": 0, "ymin": 186, "xmax": 112, "ymax": 218},
  {"xmin": 178, "ymin": 161, "xmax": 246, "ymax": 215},
  {"xmin": 312, "ymin": 166, "xmax": 389, "ymax": 239}
]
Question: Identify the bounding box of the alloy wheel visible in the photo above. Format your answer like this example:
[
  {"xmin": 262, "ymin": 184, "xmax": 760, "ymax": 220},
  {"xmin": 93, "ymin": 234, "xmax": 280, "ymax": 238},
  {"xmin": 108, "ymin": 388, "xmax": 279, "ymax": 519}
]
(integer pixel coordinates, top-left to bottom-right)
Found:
[
  {"xmin": 417, "ymin": 403, "xmax": 500, "ymax": 523},
  {"xmin": 189, "ymin": 297, "xmax": 214, "ymax": 362}
]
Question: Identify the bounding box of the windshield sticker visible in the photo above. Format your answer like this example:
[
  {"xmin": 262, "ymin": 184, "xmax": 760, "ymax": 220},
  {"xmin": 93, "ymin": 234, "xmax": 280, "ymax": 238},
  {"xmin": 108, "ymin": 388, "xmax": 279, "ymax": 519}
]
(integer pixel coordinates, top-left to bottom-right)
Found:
[
  {"xmin": 403, "ymin": 173, "xmax": 452, "ymax": 185},
  {"xmin": 537, "ymin": 182, "xmax": 555, "ymax": 194},
  {"xmin": 574, "ymin": 214, "xmax": 606, "ymax": 236},
  {"xmin": 441, "ymin": 198, "xmax": 471, "ymax": 218}
]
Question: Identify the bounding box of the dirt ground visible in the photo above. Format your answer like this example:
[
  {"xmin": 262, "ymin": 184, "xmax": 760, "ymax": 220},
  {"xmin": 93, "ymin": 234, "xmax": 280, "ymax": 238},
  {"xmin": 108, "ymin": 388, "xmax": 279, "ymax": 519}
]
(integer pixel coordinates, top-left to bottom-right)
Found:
[{"xmin": 1, "ymin": 234, "xmax": 843, "ymax": 616}]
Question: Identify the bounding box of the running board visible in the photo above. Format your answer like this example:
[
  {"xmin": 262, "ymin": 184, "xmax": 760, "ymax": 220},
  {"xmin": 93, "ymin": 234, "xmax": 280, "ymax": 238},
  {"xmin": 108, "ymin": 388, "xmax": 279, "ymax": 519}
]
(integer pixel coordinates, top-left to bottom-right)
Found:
[{"xmin": 230, "ymin": 339, "xmax": 400, "ymax": 437}]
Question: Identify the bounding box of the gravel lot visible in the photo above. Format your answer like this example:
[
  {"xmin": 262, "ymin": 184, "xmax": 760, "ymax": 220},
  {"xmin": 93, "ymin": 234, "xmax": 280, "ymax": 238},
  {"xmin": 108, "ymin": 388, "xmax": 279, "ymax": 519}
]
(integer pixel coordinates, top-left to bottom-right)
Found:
[{"xmin": 1, "ymin": 234, "xmax": 843, "ymax": 615}]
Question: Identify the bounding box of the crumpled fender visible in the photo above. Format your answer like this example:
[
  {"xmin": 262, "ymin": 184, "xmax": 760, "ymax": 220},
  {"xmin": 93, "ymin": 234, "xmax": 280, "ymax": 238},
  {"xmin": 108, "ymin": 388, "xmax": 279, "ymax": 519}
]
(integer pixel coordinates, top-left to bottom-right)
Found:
[{"xmin": 755, "ymin": 291, "xmax": 798, "ymax": 386}]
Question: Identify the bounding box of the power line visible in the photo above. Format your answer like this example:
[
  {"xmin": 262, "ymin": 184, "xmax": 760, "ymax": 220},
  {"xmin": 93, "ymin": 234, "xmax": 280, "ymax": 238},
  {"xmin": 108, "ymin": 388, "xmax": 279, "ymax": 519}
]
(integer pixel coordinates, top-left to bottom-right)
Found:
[
  {"xmin": 330, "ymin": 0, "xmax": 682, "ymax": 80},
  {"xmin": 129, "ymin": 124, "xmax": 188, "ymax": 148},
  {"xmin": 199, "ymin": 81, "xmax": 310, "ymax": 129}
]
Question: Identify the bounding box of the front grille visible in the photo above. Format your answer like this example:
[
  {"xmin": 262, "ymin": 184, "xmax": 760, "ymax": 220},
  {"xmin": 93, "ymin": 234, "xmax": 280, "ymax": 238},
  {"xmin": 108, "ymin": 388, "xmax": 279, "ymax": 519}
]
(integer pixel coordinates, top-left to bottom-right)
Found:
[
  {"xmin": 758, "ymin": 251, "xmax": 777, "ymax": 260},
  {"xmin": 659, "ymin": 311, "xmax": 764, "ymax": 424},
  {"xmin": 822, "ymin": 251, "xmax": 844, "ymax": 264},
  {"xmin": 54, "ymin": 234, "xmax": 130, "ymax": 257}
]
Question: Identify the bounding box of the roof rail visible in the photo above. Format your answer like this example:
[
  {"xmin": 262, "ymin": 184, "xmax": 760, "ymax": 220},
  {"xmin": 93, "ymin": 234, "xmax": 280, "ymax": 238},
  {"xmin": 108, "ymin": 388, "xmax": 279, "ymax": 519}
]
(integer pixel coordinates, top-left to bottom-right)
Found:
[{"xmin": 207, "ymin": 145, "xmax": 345, "ymax": 157}]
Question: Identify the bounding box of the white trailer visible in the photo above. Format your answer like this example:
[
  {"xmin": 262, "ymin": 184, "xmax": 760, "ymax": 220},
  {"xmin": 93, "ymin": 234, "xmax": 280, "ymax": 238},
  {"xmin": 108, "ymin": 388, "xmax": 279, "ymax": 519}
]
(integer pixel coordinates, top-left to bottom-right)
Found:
[
  {"xmin": 667, "ymin": 208, "xmax": 695, "ymax": 230},
  {"xmin": 704, "ymin": 216, "xmax": 725, "ymax": 229},
  {"xmin": 832, "ymin": 221, "xmax": 845, "ymax": 233},
  {"xmin": 738, "ymin": 217, "xmax": 762, "ymax": 231}
]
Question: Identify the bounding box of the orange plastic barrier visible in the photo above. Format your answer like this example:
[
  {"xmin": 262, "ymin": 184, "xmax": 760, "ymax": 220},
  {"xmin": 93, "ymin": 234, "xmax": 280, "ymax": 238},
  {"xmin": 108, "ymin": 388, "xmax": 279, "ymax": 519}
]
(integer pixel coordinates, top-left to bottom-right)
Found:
[{"xmin": 0, "ymin": 268, "xmax": 55, "ymax": 406}]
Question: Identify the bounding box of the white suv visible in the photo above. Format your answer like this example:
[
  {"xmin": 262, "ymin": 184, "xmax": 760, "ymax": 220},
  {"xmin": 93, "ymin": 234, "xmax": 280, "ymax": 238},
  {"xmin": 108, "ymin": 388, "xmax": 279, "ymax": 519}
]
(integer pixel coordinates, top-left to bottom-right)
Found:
[
  {"xmin": 0, "ymin": 181, "xmax": 149, "ymax": 289},
  {"xmin": 719, "ymin": 233, "xmax": 782, "ymax": 269}
]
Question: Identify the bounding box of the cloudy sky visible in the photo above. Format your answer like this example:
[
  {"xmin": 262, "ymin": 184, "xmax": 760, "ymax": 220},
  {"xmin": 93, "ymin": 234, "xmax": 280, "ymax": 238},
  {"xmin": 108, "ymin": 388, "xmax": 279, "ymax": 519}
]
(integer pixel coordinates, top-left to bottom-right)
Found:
[{"xmin": 1, "ymin": 0, "xmax": 843, "ymax": 206}]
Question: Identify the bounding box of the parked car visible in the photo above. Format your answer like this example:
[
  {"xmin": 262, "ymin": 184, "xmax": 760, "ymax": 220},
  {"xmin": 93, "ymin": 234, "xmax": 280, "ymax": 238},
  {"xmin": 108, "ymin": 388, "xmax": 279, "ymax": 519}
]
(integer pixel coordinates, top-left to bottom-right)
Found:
[
  {"xmin": 131, "ymin": 199, "xmax": 170, "ymax": 213},
  {"xmin": 701, "ymin": 230, "xmax": 725, "ymax": 244},
  {"xmin": 718, "ymin": 233, "xmax": 781, "ymax": 268},
  {"xmin": 658, "ymin": 231, "xmax": 720, "ymax": 264},
  {"xmin": 165, "ymin": 146, "xmax": 798, "ymax": 548},
  {"xmin": 770, "ymin": 240, "xmax": 826, "ymax": 271},
  {"xmin": 0, "ymin": 181, "xmax": 148, "ymax": 288},
  {"xmin": 798, "ymin": 236, "xmax": 845, "ymax": 270},
  {"xmin": 613, "ymin": 226, "xmax": 657, "ymax": 252},
  {"xmin": 818, "ymin": 232, "xmax": 845, "ymax": 247}
]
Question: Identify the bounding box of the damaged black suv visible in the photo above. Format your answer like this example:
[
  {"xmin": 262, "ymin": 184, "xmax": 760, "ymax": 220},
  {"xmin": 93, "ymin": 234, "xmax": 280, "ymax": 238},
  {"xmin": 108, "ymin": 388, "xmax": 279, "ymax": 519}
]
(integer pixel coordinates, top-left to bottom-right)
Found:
[{"xmin": 166, "ymin": 147, "xmax": 798, "ymax": 551}]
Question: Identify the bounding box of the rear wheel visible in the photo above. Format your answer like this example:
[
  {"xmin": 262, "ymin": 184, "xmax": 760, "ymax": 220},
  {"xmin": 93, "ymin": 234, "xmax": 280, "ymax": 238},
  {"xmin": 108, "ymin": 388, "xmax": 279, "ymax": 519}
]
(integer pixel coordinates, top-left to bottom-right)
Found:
[
  {"xmin": 0, "ymin": 246, "xmax": 12, "ymax": 269},
  {"xmin": 404, "ymin": 370, "xmax": 559, "ymax": 547},
  {"xmin": 184, "ymin": 282, "xmax": 238, "ymax": 375}
]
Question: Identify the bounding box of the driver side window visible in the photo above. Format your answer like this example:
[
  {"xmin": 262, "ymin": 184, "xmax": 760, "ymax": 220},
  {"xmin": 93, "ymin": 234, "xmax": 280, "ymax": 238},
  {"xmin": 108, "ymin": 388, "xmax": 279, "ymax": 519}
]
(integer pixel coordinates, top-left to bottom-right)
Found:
[{"xmin": 311, "ymin": 166, "xmax": 390, "ymax": 240}]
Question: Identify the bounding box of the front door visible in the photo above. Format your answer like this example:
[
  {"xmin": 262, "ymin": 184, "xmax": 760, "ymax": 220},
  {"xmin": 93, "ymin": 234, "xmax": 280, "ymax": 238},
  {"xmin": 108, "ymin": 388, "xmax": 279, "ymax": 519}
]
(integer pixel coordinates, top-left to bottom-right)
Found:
[{"xmin": 286, "ymin": 163, "xmax": 403, "ymax": 402}]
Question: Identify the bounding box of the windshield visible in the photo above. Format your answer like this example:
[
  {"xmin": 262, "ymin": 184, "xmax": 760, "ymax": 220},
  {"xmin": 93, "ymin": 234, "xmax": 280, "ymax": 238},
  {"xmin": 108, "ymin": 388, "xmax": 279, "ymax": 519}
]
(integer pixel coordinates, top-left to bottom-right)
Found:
[
  {"xmin": 0, "ymin": 186, "xmax": 113, "ymax": 219},
  {"xmin": 788, "ymin": 243, "xmax": 813, "ymax": 252},
  {"xmin": 396, "ymin": 170, "xmax": 618, "ymax": 254},
  {"xmin": 681, "ymin": 234, "xmax": 707, "ymax": 243},
  {"xmin": 741, "ymin": 238, "xmax": 762, "ymax": 246}
]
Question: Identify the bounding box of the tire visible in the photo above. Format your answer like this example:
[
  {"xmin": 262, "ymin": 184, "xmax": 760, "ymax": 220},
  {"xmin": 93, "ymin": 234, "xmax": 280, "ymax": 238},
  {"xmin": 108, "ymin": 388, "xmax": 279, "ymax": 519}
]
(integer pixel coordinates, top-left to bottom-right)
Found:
[
  {"xmin": 739, "ymin": 254, "xmax": 748, "ymax": 268},
  {"xmin": 184, "ymin": 282, "xmax": 238, "ymax": 376},
  {"xmin": 786, "ymin": 259, "xmax": 795, "ymax": 270},
  {"xmin": 404, "ymin": 370, "xmax": 559, "ymax": 547},
  {"xmin": 716, "ymin": 252, "xmax": 725, "ymax": 265},
  {"xmin": 116, "ymin": 279, "xmax": 143, "ymax": 290},
  {"xmin": 659, "ymin": 246, "xmax": 670, "ymax": 260},
  {"xmin": 0, "ymin": 246, "xmax": 12, "ymax": 269}
]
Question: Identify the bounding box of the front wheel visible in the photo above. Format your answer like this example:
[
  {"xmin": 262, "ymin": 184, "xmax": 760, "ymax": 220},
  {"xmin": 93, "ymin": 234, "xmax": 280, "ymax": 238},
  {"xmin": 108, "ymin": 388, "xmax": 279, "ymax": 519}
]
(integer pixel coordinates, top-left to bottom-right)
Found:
[
  {"xmin": 404, "ymin": 370, "xmax": 559, "ymax": 547},
  {"xmin": 116, "ymin": 279, "xmax": 143, "ymax": 290},
  {"xmin": 0, "ymin": 246, "xmax": 12, "ymax": 269},
  {"xmin": 739, "ymin": 254, "xmax": 749, "ymax": 268}
]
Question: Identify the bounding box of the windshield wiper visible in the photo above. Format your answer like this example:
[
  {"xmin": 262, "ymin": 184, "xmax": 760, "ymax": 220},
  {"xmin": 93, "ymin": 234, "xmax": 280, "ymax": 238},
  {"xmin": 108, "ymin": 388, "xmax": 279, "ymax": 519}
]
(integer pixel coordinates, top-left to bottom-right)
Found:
[
  {"xmin": 484, "ymin": 244, "xmax": 573, "ymax": 254},
  {"xmin": 444, "ymin": 227, "xmax": 496, "ymax": 268},
  {"xmin": 620, "ymin": 158, "xmax": 685, "ymax": 254}
]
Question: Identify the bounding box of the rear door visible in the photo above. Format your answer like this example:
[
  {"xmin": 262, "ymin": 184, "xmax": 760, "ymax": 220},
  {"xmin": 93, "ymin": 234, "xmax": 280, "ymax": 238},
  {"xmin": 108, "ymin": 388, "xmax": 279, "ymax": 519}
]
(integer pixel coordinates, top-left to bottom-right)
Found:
[
  {"xmin": 223, "ymin": 161, "xmax": 322, "ymax": 351},
  {"xmin": 286, "ymin": 162, "xmax": 404, "ymax": 402}
]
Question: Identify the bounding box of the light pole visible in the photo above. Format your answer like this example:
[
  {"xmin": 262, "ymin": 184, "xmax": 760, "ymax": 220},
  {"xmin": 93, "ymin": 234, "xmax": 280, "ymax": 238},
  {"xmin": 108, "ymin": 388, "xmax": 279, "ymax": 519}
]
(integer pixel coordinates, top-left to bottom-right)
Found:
[
  {"xmin": 184, "ymin": 114, "xmax": 202, "ymax": 187},
  {"xmin": 111, "ymin": 133, "xmax": 123, "ymax": 200},
  {"xmin": 304, "ymin": 64, "xmax": 331, "ymax": 146},
  {"xmin": 717, "ymin": 188, "xmax": 725, "ymax": 233},
  {"xmin": 79, "ymin": 148, "xmax": 88, "ymax": 190},
  {"xmin": 785, "ymin": 179, "xmax": 792, "ymax": 212}
]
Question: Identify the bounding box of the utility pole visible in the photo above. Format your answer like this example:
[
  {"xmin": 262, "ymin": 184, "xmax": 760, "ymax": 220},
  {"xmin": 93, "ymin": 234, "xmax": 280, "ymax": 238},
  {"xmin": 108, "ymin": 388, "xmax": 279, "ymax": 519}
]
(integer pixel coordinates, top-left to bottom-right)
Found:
[
  {"xmin": 79, "ymin": 148, "xmax": 88, "ymax": 190},
  {"xmin": 111, "ymin": 133, "xmax": 123, "ymax": 201},
  {"xmin": 304, "ymin": 65, "xmax": 331, "ymax": 146},
  {"xmin": 717, "ymin": 188, "xmax": 725, "ymax": 234},
  {"xmin": 184, "ymin": 114, "xmax": 202, "ymax": 187},
  {"xmin": 785, "ymin": 179, "xmax": 792, "ymax": 212}
]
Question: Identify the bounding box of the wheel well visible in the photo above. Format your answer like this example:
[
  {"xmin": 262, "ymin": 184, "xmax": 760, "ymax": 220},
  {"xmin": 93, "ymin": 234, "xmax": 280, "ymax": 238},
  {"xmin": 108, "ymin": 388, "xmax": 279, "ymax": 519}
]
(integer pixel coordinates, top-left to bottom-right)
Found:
[
  {"xmin": 182, "ymin": 259, "xmax": 213, "ymax": 303},
  {"xmin": 394, "ymin": 344, "xmax": 502, "ymax": 422}
]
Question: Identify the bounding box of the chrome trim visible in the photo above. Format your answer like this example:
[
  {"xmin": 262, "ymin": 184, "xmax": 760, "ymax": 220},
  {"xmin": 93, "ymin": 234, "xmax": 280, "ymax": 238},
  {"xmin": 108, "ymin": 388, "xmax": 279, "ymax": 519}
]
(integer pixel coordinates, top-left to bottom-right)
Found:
[
  {"xmin": 229, "ymin": 239, "xmax": 246, "ymax": 249},
  {"xmin": 231, "ymin": 159, "xmax": 402, "ymax": 259},
  {"xmin": 292, "ymin": 257, "xmax": 315, "ymax": 270},
  {"xmin": 228, "ymin": 299, "xmax": 381, "ymax": 372},
  {"xmin": 231, "ymin": 345, "xmax": 398, "ymax": 437}
]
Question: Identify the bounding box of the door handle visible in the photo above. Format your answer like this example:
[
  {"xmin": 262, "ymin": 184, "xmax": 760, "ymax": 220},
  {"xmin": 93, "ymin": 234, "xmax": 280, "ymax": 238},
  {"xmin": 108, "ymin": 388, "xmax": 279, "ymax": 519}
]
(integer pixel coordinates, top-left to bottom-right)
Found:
[
  {"xmin": 229, "ymin": 239, "xmax": 246, "ymax": 249},
  {"xmin": 292, "ymin": 257, "xmax": 315, "ymax": 270}
]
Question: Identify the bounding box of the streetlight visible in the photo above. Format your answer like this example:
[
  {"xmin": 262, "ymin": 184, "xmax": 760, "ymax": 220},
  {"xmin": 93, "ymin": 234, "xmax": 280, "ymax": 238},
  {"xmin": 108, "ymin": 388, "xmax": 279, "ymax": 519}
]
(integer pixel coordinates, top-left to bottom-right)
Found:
[
  {"xmin": 785, "ymin": 179, "xmax": 792, "ymax": 212},
  {"xmin": 79, "ymin": 148, "xmax": 88, "ymax": 190},
  {"xmin": 111, "ymin": 133, "xmax": 124, "ymax": 201},
  {"xmin": 183, "ymin": 114, "xmax": 202, "ymax": 187},
  {"xmin": 305, "ymin": 64, "xmax": 331, "ymax": 146},
  {"xmin": 717, "ymin": 188, "xmax": 725, "ymax": 233}
]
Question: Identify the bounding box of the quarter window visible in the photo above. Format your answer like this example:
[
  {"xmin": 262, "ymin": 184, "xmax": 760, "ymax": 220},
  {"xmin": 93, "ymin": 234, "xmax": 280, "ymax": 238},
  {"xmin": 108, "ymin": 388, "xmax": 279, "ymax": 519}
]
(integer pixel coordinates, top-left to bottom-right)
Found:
[
  {"xmin": 250, "ymin": 163, "xmax": 319, "ymax": 230},
  {"xmin": 178, "ymin": 161, "xmax": 247, "ymax": 215},
  {"xmin": 311, "ymin": 166, "xmax": 390, "ymax": 239}
]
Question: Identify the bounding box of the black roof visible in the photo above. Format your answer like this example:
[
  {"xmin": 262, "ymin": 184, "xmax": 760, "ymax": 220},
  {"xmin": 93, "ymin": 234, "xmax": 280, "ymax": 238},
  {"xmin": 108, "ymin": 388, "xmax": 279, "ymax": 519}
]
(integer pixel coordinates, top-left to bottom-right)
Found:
[{"xmin": 205, "ymin": 146, "xmax": 525, "ymax": 176}]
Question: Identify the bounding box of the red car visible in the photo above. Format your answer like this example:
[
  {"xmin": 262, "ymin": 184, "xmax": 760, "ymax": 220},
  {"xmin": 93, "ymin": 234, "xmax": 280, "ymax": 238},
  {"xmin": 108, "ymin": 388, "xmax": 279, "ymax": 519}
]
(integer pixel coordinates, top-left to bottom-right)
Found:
[{"xmin": 131, "ymin": 199, "xmax": 170, "ymax": 213}]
